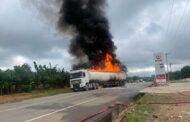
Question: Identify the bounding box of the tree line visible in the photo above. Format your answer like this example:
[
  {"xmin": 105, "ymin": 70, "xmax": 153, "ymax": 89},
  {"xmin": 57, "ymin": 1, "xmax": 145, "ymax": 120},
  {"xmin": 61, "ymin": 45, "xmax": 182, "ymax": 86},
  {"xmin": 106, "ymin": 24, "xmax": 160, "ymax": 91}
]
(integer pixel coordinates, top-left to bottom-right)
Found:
[
  {"xmin": 0, "ymin": 62, "xmax": 70, "ymax": 95},
  {"xmin": 127, "ymin": 65, "xmax": 190, "ymax": 82},
  {"xmin": 170, "ymin": 65, "xmax": 190, "ymax": 80}
]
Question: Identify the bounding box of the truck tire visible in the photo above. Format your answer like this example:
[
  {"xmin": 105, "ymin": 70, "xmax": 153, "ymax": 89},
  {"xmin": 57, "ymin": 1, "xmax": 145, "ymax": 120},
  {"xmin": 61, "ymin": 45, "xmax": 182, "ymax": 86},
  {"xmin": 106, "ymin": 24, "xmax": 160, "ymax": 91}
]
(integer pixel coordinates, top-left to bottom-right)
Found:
[
  {"xmin": 84, "ymin": 84, "xmax": 89, "ymax": 91},
  {"xmin": 94, "ymin": 83, "xmax": 99, "ymax": 89},
  {"xmin": 92, "ymin": 83, "xmax": 96, "ymax": 90},
  {"xmin": 116, "ymin": 81, "xmax": 120, "ymax": 87},
  {"xmin": 120, "ymin": 81, "xmax": 124, "ymax": 87},
  {"xmin": 119, "ymin": 81, "xmax": 121, "ymax": 87},
  {"xmin": 102, "ymin": 84, "xmax": 106, "ymax": 88},
  {"xmin": 95, "ymin": 83, "xmax": 99, "ymax": 89},
  {"xmin": 122, "ymin": 81, "xmax": 125, "ymax": 86},
  {"xmin": 72, "ymin": 89, "xmax": 78, "ymax": 92}
]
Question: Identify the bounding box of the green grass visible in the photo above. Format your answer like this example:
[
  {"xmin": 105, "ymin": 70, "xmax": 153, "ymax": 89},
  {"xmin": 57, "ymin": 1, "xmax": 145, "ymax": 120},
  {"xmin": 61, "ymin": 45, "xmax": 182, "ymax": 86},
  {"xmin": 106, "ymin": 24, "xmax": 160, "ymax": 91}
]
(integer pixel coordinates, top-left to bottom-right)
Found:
[
  {"xmin": 123, "ymin": 105, "xmax": 149, "ymax": 122},
  {"xmin": 32, "ymin": 87, "xmax": 72, "ymax": 98},
  {"xmin": 121, "ymin": 92, "xmax": 190, "ymax": 122},
  {"xmin": 121, "ymin": 94, "xmax": 153, "ymax": 122},
  {"xmin": 170, "ymin": 79, "xmax": 190, "ymax": 83},
  {"xmin": 121, "ymin": 93, "xmax": 190, "ymax": 122}
]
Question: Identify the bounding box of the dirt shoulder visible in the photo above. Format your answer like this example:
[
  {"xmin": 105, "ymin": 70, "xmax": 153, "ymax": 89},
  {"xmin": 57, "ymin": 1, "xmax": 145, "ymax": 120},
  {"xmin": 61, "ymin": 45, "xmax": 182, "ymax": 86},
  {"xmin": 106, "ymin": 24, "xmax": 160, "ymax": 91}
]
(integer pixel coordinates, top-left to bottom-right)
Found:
[
  {"xmin": 141, "ymin": 82, "xmax": 190, "ymax": 93},
  {"xmin": 0, "ymin": 93, "xmax": 31, "ymax": 104},
  {"xmin": 121, "ymin": 91, "xmax": 190, "ymax": 122},
  {"xmin": 0, "ymin": 87, "xmax": 71, "ymax": 104}
]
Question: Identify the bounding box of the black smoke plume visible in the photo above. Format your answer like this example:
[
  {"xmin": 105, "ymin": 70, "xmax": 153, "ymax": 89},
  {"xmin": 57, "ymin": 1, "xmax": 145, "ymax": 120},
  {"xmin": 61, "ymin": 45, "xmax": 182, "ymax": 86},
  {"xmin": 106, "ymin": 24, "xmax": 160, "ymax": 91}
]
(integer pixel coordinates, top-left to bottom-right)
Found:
[{"xmin": 58, "ymin": 0, "xmax": 119, "ymax": 69}]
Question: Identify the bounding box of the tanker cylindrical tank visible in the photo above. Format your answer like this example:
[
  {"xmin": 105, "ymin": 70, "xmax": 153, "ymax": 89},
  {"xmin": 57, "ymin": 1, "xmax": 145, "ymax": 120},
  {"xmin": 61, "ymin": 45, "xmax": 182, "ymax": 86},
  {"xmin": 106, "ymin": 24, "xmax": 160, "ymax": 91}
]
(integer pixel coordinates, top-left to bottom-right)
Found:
[{"xmin": 88, "ymin": 71, "xmax": 126, "ymax": 82}]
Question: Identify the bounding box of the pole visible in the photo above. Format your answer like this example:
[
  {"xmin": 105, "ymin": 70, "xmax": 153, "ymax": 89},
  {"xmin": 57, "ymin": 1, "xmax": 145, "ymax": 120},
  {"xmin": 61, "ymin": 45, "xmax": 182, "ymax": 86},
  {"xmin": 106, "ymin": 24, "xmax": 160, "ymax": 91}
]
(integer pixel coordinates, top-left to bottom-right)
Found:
[
  {"xmin": 165, "ymin": 53, "xmax": 170, "ymax": 82},
  {"xmin": 170, "ymin": 63, "xmax": 172, "ymax": 81}
]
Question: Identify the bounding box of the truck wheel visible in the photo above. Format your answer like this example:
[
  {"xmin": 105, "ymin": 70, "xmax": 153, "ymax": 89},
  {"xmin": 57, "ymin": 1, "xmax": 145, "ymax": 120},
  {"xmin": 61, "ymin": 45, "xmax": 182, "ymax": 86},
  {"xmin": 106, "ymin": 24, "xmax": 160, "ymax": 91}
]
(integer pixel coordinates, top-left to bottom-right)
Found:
[
  {"xmin": 122, "ymin": 81, "xmax": 125, "ymax": 86},
  {"xmin": 119, "ymin": 81, "xmax": 121, "ymax": 87},
  {"xmin": 93, "ymin": 83, "xmax": 97, "ymax": 90},
  {"xmin": 116, "ymin": 81, "xmax": 120, "ymax": 87},
  {"xmin": 84, "ymin": 84, "xmax": 89, "ymax": 91},
  {"xmin": 93, "ymin": 83, "xmax": 98, "ymax": 89},
  {"xmin": 95, "ymin": 83, "xmax": 99, "ymax": 89},
  {"xmin": 119, "ymin": 81, "xmax": 122, "ymax": 87},
  {"xmin": 73, "ymin": 89, "xmax": 78, "ymax": 92}
]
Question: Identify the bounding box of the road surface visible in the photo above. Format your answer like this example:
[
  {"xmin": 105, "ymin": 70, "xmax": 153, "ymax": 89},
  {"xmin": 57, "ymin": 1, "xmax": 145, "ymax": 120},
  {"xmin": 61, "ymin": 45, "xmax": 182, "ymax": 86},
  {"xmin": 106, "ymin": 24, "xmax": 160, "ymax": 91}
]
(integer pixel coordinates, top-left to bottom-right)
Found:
[{"xmin": 0, "ymin": 82, "xmax": 151, "ymax": 122}]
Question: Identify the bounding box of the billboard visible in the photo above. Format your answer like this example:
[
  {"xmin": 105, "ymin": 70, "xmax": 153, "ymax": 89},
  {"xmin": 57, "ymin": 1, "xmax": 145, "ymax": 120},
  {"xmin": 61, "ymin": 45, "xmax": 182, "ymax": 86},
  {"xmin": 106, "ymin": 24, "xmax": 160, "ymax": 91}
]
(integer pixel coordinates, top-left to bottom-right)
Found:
[{"xmin": 154, "ymin": 52, "xmax": 166, "ymax": 84}]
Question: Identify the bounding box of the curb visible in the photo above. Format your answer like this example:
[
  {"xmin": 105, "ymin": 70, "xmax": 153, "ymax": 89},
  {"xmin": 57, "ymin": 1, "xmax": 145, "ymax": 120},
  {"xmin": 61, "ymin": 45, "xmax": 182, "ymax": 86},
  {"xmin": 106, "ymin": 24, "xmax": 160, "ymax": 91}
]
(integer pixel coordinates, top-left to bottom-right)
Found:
[{"xmin": 77, "ymin": 100, "xmax": 135, "ymax": 122}]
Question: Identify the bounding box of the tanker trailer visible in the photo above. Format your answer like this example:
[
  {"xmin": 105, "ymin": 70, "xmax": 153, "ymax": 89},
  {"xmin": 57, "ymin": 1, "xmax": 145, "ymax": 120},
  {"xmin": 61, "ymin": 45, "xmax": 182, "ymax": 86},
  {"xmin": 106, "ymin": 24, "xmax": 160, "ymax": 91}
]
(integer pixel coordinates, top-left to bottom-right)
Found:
[{"xmin": 69, "ymin": 70, "xmax": 127, "ymax": 91}]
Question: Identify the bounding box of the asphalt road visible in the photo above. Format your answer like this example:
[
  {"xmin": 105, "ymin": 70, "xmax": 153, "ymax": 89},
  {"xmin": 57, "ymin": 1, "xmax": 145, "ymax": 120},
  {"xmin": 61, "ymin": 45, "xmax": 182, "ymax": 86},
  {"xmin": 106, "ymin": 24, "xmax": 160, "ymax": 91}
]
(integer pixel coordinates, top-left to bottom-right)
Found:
[{"xmin": 0, "ymin": 82, "xmax": 151, "ymax": 122}]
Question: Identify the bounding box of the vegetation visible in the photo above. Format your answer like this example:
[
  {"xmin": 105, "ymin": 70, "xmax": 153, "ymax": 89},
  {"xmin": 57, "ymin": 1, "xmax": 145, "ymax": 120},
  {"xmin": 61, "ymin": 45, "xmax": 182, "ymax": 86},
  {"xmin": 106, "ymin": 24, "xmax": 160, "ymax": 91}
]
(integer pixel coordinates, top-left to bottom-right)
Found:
[
  {"xmin": 122, "ymin": 93, "xmax": 190, "ymax": 122},
  {"xmin": 170, "ymin": 65, "xmax": 190, "ymax": 80},
  {"xmin": 127, "ymin": 65, "xmax": 190, "ymax": 82},
  {"xmin": 127, "ymin": 76, "xmax": 154, "ymax": 82},
  {"xmin": 122, "ymin": 94, "xmax": 152, "ymax": 122},
  {"xmin": 0, "ymin": 62, "xmax": 70, "ymax": 95},
  {"xmin": 31, "ymin": 87, "xmax": 71, "ymax": 98}
]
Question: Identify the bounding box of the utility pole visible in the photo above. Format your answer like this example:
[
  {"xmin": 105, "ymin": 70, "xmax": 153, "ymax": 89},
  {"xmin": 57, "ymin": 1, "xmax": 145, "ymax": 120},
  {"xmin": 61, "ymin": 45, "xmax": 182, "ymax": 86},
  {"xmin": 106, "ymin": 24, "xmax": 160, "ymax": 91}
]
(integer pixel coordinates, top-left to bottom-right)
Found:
[
  {"xmin": 165, "ymin": 53, "xmax": 170, "ymax": 82},
  {"xmin": 170, "ymin": 63, "xmax": 172, "ymax": 81}
]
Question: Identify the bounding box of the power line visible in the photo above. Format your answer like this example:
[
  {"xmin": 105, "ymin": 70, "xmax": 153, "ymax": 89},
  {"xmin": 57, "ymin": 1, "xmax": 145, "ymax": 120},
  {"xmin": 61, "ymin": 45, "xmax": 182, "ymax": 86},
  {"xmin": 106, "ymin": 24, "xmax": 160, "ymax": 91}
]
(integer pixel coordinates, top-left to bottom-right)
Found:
[
  {"xmin": 174, "ymin": 0, "xmax": 190, "ymax": 38},
  {"xmin": 179, "ymin": 10, "xmax": 190, "ymax": 40},
  {"xmin": 181, "ymin": 22, "xmax": 190, "ymax": 40},
  {"xmin": 165, "ymin": 0, "xmax": 175, "ymax": 37}
]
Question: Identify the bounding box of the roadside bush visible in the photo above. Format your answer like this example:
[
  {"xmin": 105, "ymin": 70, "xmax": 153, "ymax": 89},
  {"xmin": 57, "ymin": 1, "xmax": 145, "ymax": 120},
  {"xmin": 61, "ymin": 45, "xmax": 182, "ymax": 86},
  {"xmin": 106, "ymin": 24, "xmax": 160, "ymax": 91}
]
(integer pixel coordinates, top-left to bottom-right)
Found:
[
  {"xmin": 21, "ymin": 85, "xmax": 32, "ymax": 92},
  {"xmin": 0, "ymin": 62, "xmax": 70, "ymax": 95}
]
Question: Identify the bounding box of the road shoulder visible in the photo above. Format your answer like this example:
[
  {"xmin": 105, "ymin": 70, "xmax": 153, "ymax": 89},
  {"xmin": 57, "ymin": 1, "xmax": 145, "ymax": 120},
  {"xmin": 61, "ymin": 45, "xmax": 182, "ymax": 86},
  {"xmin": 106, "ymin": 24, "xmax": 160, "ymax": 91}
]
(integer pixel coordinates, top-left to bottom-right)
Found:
[
  {"xmin": 121, "ymin": 82, "xmax": 190, "ymax": 122},
  {"xmin": 0, "ymin": 87, "xmax": 71, "ymax": 104}
]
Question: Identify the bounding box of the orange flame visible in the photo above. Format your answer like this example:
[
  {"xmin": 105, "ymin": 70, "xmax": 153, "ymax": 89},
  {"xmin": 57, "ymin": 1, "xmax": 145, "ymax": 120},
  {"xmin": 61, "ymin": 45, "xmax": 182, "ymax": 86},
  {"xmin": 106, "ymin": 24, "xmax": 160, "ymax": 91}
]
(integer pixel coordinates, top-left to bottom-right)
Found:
[{"xmin": 87, "ymin": 53, "xmax": 121, "ymax": 72}]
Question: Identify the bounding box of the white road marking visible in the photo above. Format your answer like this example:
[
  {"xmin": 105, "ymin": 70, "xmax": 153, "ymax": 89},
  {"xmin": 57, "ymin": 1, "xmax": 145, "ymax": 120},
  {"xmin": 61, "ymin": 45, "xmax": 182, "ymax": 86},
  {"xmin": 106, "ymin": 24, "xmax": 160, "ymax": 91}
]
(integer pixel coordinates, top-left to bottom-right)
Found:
[
  {"xmin": 105, "ymin": 87, "xmax": 126, "ymax": 89},
  {"xmin": 0, "ymin": 93, "xmax": 83, "ymax": 113},
  {"xmin": 24, "ymin": 98, "xmax": 97, "ymax": 122}
]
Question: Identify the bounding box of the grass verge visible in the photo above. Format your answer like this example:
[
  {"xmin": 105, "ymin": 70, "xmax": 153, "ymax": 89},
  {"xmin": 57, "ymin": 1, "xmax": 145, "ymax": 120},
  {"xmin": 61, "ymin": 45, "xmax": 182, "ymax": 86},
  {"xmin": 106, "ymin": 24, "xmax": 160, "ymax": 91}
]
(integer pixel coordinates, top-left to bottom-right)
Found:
[
  {"xmin": 121, "ymin": 94, "xmax": 153, "ymax": 122},
  {"xmin": 121, "ymin": 92, "xmax": 190, "ymax": 122},
  {"xmin": 32, "ymin": 87, "xmax": 72, "ymax": 98}
]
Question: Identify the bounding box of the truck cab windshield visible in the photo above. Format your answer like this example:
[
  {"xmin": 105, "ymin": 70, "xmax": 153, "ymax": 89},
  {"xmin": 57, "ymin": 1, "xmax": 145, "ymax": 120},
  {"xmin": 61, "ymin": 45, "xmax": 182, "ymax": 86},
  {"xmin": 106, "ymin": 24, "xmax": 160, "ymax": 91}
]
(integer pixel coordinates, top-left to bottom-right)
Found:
[{"xmin": 70, "ymin": 72, "xmax": 85, "ymax": 79}]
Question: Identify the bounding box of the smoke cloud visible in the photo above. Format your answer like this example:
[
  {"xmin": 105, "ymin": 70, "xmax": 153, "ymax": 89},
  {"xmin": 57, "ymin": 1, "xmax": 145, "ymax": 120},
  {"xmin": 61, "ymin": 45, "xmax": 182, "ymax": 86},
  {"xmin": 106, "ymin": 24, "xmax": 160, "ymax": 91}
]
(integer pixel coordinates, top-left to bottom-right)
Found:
[
  {"xmin": 58, "ymin": 0, "xmax": 119, "ymax": 69},
  {"xmin": 24, "ymin": 0, "xmax": 120, "ymax": 70}
]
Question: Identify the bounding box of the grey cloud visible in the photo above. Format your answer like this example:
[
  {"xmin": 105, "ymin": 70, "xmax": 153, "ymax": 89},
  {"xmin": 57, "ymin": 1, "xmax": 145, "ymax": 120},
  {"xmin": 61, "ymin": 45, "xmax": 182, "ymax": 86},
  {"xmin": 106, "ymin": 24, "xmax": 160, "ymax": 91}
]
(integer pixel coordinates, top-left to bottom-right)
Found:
[
  {"xmin": 0, "ymin": 48, "xmax": 14, "ymax": 66},
  {"xmin": 0, "ymin": 0, "xmax": 190, "ymax": 76},
  {"xmin": 109, "ymin": 0, "xmax": 190, "ymax": 75},
  {"xmin": 0, "ymin": 0, "xmax": 71, "ymax": 69},
  {"xmin": 107, "ymin": 0, "xmax": 163, "ymax": 38},
  {"xmin": 146, "ymin": 22, "xmax": 162, "ymax": 35}
]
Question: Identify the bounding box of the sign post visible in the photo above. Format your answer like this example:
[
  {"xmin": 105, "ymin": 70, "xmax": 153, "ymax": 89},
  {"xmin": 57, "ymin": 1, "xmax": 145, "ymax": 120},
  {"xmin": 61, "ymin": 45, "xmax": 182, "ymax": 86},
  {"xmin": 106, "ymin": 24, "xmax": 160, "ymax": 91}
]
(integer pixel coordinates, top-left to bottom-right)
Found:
[{"xmin": 154, "ymin": 52, "xmax": 167, "ymax": 84}]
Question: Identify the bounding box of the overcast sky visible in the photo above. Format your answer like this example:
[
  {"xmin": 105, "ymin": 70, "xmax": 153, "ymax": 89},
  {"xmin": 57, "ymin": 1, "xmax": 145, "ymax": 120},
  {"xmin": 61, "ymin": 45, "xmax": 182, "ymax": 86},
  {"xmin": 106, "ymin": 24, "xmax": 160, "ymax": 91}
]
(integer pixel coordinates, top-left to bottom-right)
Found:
[{"xmin": 0, "ymin": 0, "xmax": 190, "ymax": 76}]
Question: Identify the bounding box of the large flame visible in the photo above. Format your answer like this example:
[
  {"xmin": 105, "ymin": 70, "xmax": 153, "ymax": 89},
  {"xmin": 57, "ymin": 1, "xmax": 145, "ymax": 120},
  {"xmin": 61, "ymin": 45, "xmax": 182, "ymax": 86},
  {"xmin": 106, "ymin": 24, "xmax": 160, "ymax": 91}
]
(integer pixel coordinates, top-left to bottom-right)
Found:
[{"xmin": 87, "ymin": 53, "xmax": 121, "ymax": 72}]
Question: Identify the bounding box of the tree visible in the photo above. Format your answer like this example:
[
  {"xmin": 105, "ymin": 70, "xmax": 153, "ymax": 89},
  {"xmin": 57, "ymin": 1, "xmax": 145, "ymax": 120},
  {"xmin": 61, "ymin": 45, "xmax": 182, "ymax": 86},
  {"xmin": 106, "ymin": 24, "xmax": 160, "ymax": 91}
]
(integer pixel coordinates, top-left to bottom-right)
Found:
[
  {"xmin": 0, "ymin": 62, "xmax": 70, "ymax": 95},
  {"xmin": 13, "ymin": 64, "xmax": 34, "ymax": 92},
  {"xmin": 2, "ymin": 69, "xmax": 15, "ymax": 94},
  {"xmin": 33, "ymin": 62, "xmax": 70, "ymax": 89},
  {"xmin": 181, "ymin": 66, "xmax": 190, "ymax": 79},
  {"xmin": 171, "ymin": 71, "xmax": 181, "ymax": 80},
  {"xmin": 0, "ymin": 70, "xmax": 4, "ymax": 95}
]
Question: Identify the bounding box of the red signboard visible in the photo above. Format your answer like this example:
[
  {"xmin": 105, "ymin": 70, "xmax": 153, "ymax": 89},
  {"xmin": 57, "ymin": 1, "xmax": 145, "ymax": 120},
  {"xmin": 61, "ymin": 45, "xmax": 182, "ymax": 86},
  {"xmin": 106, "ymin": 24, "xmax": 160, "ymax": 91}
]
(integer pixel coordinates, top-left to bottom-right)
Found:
[{"xmin": 156, "ymin": 74, "xmax": 166, "ymax": 80}]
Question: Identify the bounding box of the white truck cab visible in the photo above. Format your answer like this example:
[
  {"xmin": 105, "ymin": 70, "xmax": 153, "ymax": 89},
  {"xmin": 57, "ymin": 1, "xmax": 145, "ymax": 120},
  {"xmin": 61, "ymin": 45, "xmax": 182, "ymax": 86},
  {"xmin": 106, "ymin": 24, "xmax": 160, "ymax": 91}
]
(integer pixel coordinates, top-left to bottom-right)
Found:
[{"xmin": 70, "ymin": 70, "xmax": 92, "ymax": 91}]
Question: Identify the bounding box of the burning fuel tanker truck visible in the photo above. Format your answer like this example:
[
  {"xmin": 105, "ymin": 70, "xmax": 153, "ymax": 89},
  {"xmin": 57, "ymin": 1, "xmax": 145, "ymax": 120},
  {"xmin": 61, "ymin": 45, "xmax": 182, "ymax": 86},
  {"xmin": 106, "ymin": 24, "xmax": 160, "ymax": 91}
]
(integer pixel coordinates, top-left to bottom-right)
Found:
[
  {"xmin": 69, "ymin": 70, "xmax": 127, "ymax": 91},
  {"xmin": 56, "ymin": 0, "xmax": 127, "ymax": 91}
]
